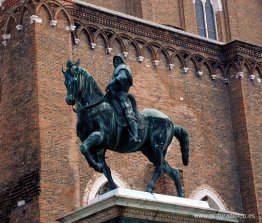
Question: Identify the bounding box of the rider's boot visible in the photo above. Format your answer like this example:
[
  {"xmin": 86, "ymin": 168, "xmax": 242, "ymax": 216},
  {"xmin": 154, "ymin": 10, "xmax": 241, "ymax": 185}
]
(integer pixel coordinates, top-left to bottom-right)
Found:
[{"xmin": 127, "ymin": 118, "xmax": 141, "ymax": 143}]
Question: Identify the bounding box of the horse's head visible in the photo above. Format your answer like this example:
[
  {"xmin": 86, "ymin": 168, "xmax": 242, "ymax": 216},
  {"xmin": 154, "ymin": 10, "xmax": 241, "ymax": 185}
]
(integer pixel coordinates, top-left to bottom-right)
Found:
[{"xmin": 62, "ymin": 60, "xmax": 80, "ymax": 106}]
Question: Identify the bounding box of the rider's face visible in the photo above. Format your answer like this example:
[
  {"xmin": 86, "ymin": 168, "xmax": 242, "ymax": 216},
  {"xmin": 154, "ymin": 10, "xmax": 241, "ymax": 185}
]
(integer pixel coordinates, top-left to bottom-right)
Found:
[{"xmin": 114, "ymin": 58, "xmax": 122, "ymax": 67}]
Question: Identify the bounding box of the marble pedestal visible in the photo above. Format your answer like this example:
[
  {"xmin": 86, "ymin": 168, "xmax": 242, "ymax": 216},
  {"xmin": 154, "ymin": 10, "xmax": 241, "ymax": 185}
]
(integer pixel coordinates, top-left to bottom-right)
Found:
[{"xmin": 58, "ymin": 188, "xmax": 242, "ymax": 223}]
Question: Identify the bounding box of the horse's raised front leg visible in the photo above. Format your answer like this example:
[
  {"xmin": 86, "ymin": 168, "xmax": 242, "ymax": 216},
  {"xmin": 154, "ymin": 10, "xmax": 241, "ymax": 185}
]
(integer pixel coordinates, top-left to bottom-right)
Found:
[
  {"xmin": 80, "ymin": 131, "xmax": 104, "ymax": 173},
  {"xmin": 146, "ymin": 144, "xmax": 163, "ymax": 193},
  {"xmin": 97, "ymin": 150, "xmax": 118, "ymax": 190}
]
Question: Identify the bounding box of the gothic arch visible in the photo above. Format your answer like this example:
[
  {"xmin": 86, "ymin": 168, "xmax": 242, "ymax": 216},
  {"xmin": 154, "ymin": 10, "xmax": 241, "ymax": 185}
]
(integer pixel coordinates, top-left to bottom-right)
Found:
[
  {"xmin": 110, "ymin": 34, "xmax": 126, "ymax": 52},
  {"xmin": 35, "ymin": 2, "xmax": 53, "ymax": 21},
  {"xmin": 141, "ymin": 43, "xmax": 157, "ymax": 61},
  {"xmin": 127, "ymin": 39, "xmax": 141, "ymax": 57},
  {"xmin": 94, "ymin": 30, "xmax": 109, "ymax": 48},
  {"xmin": 18, "ymin": 4, "xmax": 33, "ymax": 24},
  {"xmin": 171, "ymin": 51, "xmax": 186, "ymax": 68},
  {"xmin": 156, "ymin": 47, "xmax": 171, "ymax": 64},
  {"xmin": 189, "ymin": 185, "xmax": 228, "ymax": 210},
  {"xmin": 77, "ymin": 26, "xmax": 94, "ymax": 45},
  {"xmin": 54, "ymin": 7, "xmax": 72, "ymax": 25},
  {"xmin": 83, "ymin": 173, "xmax": 130, "ymax": 205},
  {"xmin": 4, "ymin": 14, "xmax": 17, "ymax": 33}
]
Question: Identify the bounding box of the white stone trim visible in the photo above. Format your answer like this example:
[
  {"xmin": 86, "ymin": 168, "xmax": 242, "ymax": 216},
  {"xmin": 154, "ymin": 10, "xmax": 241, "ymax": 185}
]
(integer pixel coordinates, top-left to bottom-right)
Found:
[
  {"xmin": 91, "ymin": 43, "xmax": 96, "ymax": 49},
  {"xmin": 75, "ymin": 38, "xmax": 80, "ymax": 45},
  {"xmin": 17, "ymin": 200, "xmax": 25, "ymax": 207},
  {"xmin": 197, "ymin": 71, "xmax": 203, "ymax": 77},
  {"xmin": 66, "ymin": 25, "xmax": 76, "ymax": 31},
  {"xmin": 50, "ymin": 20, "xmax": 58, "ymax": 27},
  {"xmin": 16, "ymin": 25, "xmax": 23, "ymax": 31},
  {"xmin": 123, "ymin": 52, "xmax": 128, "ymax": 58},
  {"xmin": 211, "ymin": 74, "xmax": 216, "ymax": 80},
  {"xmin": 153, "ymin": 60, "xmax": 159, "ymax": 66},
  {"xmin": 249, "ymin": 74, "xmax": 255, "ymax": 81},
  {"xmin": 189, "ymin": 185, "xmax": 228, "ymax": 210},
  {"xmin": 168, "ymin": 64, "xmax": 174, "ymax": 70},
  {"xmin": 138, "ymin": 56, "xmax": 144, "ymax": 62},
  {"xmin": 236, "ymin": 72, "xmax": 244, "ymax": 79},
  {"xmin": 106, "ymin": 47, "xmax": 113, "ymax": 54},
  {"xmin": 182, "ymin": 67, "xmax": 189, "ymax": 74},
  {"xmin": 83, "ymin": 173, "xmax": 130, "ymax": 205},
  {"xmin": 30, "ymin": 15, "xmax": 42, "ymax": 24},
  {"xmin": 2, "ymin": 33, "xmax": 10, "ymax": 40}
]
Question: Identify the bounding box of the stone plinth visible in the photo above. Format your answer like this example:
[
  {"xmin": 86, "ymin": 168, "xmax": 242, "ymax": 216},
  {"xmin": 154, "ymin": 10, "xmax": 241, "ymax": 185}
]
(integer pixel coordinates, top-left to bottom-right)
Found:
[{"xmin": 58, "ymin": 189, "xmax": 242, "ymax": 223}]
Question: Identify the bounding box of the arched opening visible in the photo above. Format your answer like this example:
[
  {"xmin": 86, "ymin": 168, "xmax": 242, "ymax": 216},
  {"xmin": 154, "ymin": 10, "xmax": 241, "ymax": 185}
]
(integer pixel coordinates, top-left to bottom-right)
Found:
[
  {"xmin": 190, "ymin": 186, "xmax": 228, "ymax": 210},
  {"xmin": 201, "ymin": 195, "xmax": 221, "ymax": 209},
  {"xmin": 83, "ymin": 173, "xmax": 130, "ymax": 205}
]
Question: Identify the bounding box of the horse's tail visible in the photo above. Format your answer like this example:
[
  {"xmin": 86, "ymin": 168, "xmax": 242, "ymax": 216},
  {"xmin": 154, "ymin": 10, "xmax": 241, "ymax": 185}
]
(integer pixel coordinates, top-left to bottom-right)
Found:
[{"xmin": 173, "ymin": 125, "xmax": 189, "ymax": 166}]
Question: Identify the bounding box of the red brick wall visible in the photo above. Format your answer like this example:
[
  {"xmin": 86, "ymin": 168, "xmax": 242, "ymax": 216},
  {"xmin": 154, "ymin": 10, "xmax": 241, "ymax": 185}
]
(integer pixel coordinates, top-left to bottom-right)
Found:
[
  {"xmin": 0, "ymin": 1, "xmax": 261, "ymax": 222},
  {"xmin": 225, "ymin": 0, "xmax": 262, "ymax": 46},
  {"xmin": 240, "ymin": 67, "xmax": 262, "ymax": 222},
  {"xmin": 34, "ymin": 6, "xmax": 81, "ymax": 223},
  {"xmin": 0, "ymin": 11, "xmax": 40, "ymax": 223}
]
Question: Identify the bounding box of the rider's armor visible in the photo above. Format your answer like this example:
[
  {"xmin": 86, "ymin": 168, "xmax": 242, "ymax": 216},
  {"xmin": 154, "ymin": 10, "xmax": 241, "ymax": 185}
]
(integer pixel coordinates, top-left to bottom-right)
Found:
[{"xmin": 106, "ymin": 55, "xmax": 141, "ymax": 143}]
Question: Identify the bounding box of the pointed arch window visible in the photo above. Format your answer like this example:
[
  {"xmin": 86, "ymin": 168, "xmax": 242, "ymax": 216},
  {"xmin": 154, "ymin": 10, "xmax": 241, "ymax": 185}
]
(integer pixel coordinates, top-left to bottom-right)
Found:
[{"xmin": 195, "ymin": 0, "xmax": 221, "ymax": 40}]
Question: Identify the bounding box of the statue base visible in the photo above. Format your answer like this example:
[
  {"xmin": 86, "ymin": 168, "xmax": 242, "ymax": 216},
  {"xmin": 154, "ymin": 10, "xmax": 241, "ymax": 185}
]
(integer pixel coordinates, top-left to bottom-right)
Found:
[{"xmin": 58, "ymin": 188, "xmax": 242, "ymax": 223}]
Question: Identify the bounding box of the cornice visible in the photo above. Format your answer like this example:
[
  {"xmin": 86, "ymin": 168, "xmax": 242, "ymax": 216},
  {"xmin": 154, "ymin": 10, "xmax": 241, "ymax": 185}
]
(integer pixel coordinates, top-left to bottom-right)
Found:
[
  {"xmin": 70, "ymin": 4, "xmax": 224, "ymax": 58},
  {"xmin": 223, "ymin": 40, "xmax": 262, "ymax": 59}
]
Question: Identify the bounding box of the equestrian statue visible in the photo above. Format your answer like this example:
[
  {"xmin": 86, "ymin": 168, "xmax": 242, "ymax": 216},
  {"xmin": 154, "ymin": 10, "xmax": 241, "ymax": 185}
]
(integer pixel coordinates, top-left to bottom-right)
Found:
[{"xmin": 62, "ymin": 56, "xmax": 189, "ymax": 197}]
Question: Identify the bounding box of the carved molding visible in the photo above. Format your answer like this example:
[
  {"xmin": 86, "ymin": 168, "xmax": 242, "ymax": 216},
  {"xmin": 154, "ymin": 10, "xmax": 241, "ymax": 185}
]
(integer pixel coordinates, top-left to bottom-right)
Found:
[{"xmin": 0, "ymin": 0, "xmax": 261, "ymax": 82}]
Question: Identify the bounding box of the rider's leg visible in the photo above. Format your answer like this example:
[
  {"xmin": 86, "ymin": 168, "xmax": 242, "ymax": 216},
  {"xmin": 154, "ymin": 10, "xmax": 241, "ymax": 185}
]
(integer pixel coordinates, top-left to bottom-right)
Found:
[
  {"xmin": 125, "ymin": 113, "xmax": 141, "ymax": 143},
  {"xmin": 80, "ymin": 131, "xmax": 104, "ymax": 173},
  {"xmin": 118, "ymin": 93, "xmax": 141, "ymax": 143}
]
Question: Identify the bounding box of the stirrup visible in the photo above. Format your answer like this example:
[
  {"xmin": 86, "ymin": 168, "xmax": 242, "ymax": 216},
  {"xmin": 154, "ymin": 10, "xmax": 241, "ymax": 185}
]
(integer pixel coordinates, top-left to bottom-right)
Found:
[{"xmin": 129, "ymin": 135, "xmax": 141, "ymax": 144}]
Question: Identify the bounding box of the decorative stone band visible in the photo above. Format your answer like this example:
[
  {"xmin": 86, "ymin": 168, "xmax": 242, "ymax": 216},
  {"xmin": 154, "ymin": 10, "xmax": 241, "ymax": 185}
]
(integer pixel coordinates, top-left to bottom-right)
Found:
[
  {"xmin": 106, "ymin": 47, "xmax": 113, "ymax": 54},
  {"xmin": 91, "ymin": 43, "xmax": 96, "ymax": 49},
  {"xmin": 236, "ymin": 72, "xmax": 244, "ymax": 79},
  {"xmin": 50, "ymin": 20, "xmax": 58, "ymax": 27},
  {"xmin": 182, "ymin": 67, "xmax": 189, "ymax": 74},
  {"xmin": 211, "ymin": 74, "xmax": 216, "ymax": 80},
  {"xmin": 123, "ymin": 52, "xmax": 128, "ymax": 57},
  {"xmin": 16, "ymin": 25, "xmax": 23, "ymax": 31},
  {"xmin": 197, "ymin": 71, "xmax": 203, "ymax": 77},
  {"xmin": 138, "ymin": 56, "xmax": 144, "ymax": 62},
  {"xmin": 57, "ymin": 188, "xmax": 243, "ymax": 223},
  {"xmin": 66, "ymin": 25, "xmax": 76, "ymax": 31},
  {"xmin": 74, "ymin": 38, "xmax": 80, "ymax": 45},
  {"xmin": 168, "ymin": 64, "xmax": 174, "ymax": 70},
  {"xmin": 153, "ymin": 60, "xmax": 160, "ymax": 66},
  {"xmin": 30, "ymin": 15, "xmax": 42, "ymax": 24}
]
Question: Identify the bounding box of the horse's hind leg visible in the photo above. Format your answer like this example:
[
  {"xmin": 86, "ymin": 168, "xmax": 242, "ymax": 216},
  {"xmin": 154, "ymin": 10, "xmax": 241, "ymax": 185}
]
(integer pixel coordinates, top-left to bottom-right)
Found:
[
  {"xmin": 145, "ymin": 144, "xmax": 164, "ymax": 193},
  {"xmin": 163, "ymin": 160, "xmax": 184, "ymax": 197},
  {"xmin": 97, "ymin": 149, "xmax": 117, "ymax": 190}
]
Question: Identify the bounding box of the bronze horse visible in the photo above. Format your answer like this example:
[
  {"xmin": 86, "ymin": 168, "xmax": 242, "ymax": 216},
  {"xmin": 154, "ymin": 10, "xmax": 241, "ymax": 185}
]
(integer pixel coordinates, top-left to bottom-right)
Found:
[{"xmin": 62, "ymin": 61, "xmax": 189, "ymax": 197}]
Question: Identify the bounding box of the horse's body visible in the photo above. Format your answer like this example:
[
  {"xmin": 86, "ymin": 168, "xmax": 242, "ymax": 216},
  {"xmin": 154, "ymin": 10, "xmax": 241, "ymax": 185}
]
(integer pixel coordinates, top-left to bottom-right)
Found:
[{"xmin": 63, "ymin": 64, "xmax": 189, "ymax": 197}]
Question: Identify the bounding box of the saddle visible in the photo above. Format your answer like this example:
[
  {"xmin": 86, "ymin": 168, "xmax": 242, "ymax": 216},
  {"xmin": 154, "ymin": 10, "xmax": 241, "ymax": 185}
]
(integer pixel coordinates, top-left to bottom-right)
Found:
[{"xmin": 107, "ymin": 94, "xmax": 144, "ymax": 129}]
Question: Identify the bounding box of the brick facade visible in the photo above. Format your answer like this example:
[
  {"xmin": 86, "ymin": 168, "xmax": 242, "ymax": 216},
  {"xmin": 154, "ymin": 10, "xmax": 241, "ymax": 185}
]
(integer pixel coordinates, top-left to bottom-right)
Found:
[{"xmin": 0, "ymin": 0, "xmax": 261, "ymax": 223}]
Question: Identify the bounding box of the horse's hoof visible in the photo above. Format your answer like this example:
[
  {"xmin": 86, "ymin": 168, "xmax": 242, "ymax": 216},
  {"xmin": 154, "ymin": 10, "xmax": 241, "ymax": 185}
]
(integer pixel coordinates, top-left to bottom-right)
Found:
[
  {"xmin": 94, "ymin": 163, "xmax": 103, "ymax": 173},
  {"xmin": 145, "ymin": 187, "xmax": 153, "ymax": 193}
]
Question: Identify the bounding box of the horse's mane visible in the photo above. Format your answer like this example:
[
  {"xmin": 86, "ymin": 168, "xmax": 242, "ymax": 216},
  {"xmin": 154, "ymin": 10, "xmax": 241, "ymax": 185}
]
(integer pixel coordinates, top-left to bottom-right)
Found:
[{"xmin": 77, "ymin": 68, "xmax": 104, "ymax": 104}]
